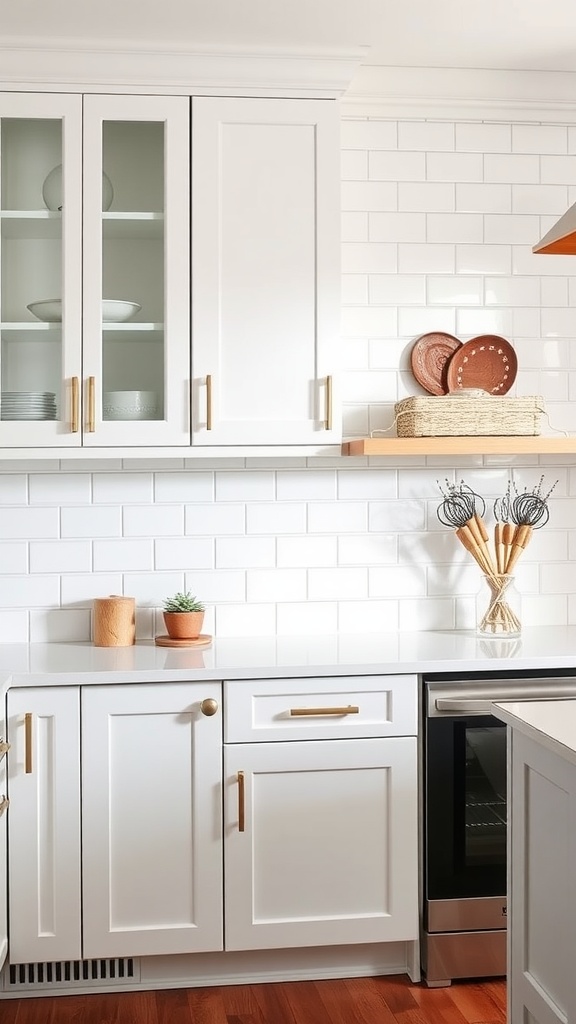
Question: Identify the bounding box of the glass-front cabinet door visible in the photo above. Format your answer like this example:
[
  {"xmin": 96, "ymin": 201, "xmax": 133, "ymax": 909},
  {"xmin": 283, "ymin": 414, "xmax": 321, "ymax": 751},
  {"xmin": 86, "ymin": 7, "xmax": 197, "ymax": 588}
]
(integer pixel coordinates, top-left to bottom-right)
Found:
[
  {"xmin": 0, "ymin": 93, "xmax": 82, "ymax": 448},
  {"xmin": 82, "ymin": 95, "xmax": 190, "ymax": 447},
  {"xmin": 0, "ymin": 92, "xmax": 190, "ymax": 450}
]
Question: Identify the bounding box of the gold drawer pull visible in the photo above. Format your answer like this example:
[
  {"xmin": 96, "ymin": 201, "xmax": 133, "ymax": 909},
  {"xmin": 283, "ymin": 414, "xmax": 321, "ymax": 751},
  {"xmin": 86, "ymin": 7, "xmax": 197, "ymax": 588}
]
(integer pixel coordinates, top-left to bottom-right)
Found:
[
  {"xmin": 237, "ymin": 771, "xmax": 245, "ymax": 833},
  {"xmin": 25, "ymin": 713, "xmax": 33, "ymax": 774},
  {"xmin": 289, "ymin": 705, "xmax": 359, "ymax": 717},
  {"xmin": 0, "ymin": 796, "xmax": 8, "ymax": 818},
  {"xmin": 71, "ymin": 376, "xmax": 79, "ymax": 432},
  {"xmin": 0, "ymin": 739, "xmax": 10, "ymax": 761},
  {"xmin": 325, "ymin": 375, "xmax": 333, "ymax": 431}
]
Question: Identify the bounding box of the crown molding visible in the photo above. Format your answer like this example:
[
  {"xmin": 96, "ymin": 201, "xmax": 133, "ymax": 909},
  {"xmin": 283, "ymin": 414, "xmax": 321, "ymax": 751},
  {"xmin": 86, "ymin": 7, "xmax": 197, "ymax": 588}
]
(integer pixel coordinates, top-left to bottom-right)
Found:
[
  {"xmin": 342, "ymin": 65, "xmax": 576, "ymax": 122},
  {"xmin": 0, "ymin": 39, "xmax": 367, "ymax": 97}
]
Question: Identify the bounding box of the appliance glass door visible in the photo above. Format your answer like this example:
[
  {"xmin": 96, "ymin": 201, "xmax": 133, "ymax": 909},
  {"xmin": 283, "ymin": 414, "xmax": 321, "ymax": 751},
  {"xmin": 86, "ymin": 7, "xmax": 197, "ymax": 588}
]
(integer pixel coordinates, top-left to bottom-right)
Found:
[{"xmin": 425, "ymin": 713, "xmax": 507, "ymax": 901}]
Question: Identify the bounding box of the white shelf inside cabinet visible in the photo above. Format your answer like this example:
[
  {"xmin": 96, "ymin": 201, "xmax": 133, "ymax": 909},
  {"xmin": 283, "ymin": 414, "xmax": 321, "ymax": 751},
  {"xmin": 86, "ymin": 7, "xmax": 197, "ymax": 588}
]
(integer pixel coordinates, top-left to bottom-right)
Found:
[
  {"xmin": 1, "ymin": 210, "xmax": 62, "ymax": 239},
  {"xmin": 102, "ymin": 212, "xmax": 164, "ymax": 239},
  {"xmin": 102, "ymin": 323, "xmax": 163, "ymax": 333},
  {"xmin": 2, "ymin": 322, "xmax": 60, "ymax": 332}
]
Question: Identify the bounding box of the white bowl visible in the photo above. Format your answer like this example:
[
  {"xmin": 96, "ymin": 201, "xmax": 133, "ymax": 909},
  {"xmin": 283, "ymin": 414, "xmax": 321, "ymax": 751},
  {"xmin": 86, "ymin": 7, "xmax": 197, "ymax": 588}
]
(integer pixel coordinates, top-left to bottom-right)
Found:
[
  {"xmin": 103, "ymin": 391, "xmax": 158, "ymax": 420},
  {"xmin": 42, "ymin": 164, "xmax": 114, "ymax": 212},
  {"xmin": 27, "ymin": 299, "xmax": 142, "ymax": 323}
]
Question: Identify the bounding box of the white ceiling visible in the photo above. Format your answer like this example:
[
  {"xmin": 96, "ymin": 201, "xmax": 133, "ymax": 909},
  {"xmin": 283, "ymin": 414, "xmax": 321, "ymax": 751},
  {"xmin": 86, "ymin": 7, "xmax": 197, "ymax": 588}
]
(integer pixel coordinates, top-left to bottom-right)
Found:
[{"xmin": 3, "ymin": 0, "xmax": 576, "ymax": 74}]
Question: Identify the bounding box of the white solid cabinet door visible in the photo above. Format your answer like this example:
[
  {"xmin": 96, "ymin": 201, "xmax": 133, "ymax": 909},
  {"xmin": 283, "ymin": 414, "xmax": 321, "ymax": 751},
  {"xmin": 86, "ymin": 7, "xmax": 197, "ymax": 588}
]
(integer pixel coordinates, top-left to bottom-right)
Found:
[
  {"xmin": 7, "ymin": 687, "xmax": 81, "ymax": 964},
  {"xmin": 0, "ymin": 706, "xmax": 8, "ymax": 971},
  {"xmin": 224, "ymin": 737, "xmax": 418, "ymax": 950},
  {"xmin": 82, "ymin": 683, "xmax": 223, "ymax": 958},
  {"xmin": 192, "ymin": 97, "xmax": 341, "ymax": 446},
  {"xmin": 82, "ymin": 94, "xmax": 190, "ymax": 447}
]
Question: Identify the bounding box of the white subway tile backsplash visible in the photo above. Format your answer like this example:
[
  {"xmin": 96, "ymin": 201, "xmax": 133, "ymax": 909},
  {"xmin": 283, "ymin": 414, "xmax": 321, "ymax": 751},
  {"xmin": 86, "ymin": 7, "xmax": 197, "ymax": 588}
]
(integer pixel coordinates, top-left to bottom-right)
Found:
[
  {"xmin": 61, "ymin": 506, "xmax": 122, "ymax": 539},
  {"xmin": 216, "ymin": 471, "xmax": 275, "ymax": 502},
  {"xmin": 93, "ymin": 539, "xmax": 153, "ymax": 572},
  {"xmin": 247, "ymin": 568, "xmax": 306, "ymax": 603},
  {"xmin": 154, "ymin": 471, "xmax": 213, "ymax": 502},
  {"xmin": 155, "ymin": 537, "xmax": 214, "ymax": 570},
  {"xmin": 277, "ymin": 602, "xmax": 338, "ymax": 636},
  {"xmin": 369, "ymin": 151, "xmax": 426, "ymax": 181},
  {"xmin": 277, "ymin": 536, "xmax": 337, "ymax": 567},
  {"xmin": 93, "ymin": 472, "xmax": 153, "ymax": 503},
  {"xmin": 484, "ymin": 153, "xmax": 539, "ymax": 184},
  {"xmin": 398, "ymin": 182, "xmax": 454, "ymax": 212},
  {"xmin": 455, "ymin": 122, "xmax": 511, "ymax": 153},
  {"xmin": 30, "ymin": 541, "xmax": 91, "ymax": 574},
  {"xmin": 29, "ymin": 473, "xmax": 90, "ymax": 504},
  {"xmin": 427, "ymin": 213, "xmax": 483, "ymax": 244},
  {"xmin": 456, "ymin": 183, "xmax": 511, "ymax": 213},
  {"xmin": 216, "ymin": 537, "xmax": 275, "ymax": 569},
  {"xmin": 123, "ymin": 504, "xmax": 183, "ymax": 537},
  {"xmin": 61, "ymin": 573, "xmax": 124, "ymax": 606},
  {"xmin": 1, "ymin": 109, "xmax": 575, "ymax": 644},
  {"xmin": 398, "ymin": 121, "xmax": 454, "ymax": 151},
  {"xmin": 0, "ymin": 506, "xmax": 59, "ymax": 539}
]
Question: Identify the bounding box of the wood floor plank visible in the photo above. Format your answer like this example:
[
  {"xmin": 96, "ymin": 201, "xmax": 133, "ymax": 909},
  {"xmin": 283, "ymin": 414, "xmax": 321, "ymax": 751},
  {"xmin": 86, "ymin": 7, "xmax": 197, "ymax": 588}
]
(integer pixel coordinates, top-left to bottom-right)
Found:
[
  {"xmin": 1, "ymin": 974, "xmax": 509, "ymax": 1024},
  {"xmin": 445, "ymin": 980, "xmax": 507, "ymax": 1024}
]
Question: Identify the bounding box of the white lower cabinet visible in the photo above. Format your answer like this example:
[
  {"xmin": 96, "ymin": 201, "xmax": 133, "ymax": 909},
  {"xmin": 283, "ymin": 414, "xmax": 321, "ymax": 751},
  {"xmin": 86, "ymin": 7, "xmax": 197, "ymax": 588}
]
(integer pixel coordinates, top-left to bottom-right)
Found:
[
  {"xmin": 81, "ymin": 683, "xmax": 223, "ymax": 958},
  {"xmin": 0, "ymin": 699, "xmax": 9, "ymax": 971},
  {"xmin": 223, "ymin": 674, "xmax": 419, "ymax": 951},
  {"xmin": 7, "ymin": 686, "xmax": 82, "ymax": 964},
  {"xmin": 6, "ymin": 673, "xmax": 419, "ymax": 970},
  {"xmin": 224, "ymin": 736, "xmax": 418, "ymax": 951}
]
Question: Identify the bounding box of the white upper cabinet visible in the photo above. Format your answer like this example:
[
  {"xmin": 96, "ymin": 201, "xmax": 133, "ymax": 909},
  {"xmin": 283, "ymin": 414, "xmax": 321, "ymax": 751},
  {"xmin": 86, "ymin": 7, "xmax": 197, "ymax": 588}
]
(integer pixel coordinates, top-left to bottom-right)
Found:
[
  {"xmin": 191, "ymin": 97, "xmax": 341, "ymax": 447},
  {"xmin": 82, "ymin": 95, "xmax": 190, "ymax": 447},
  {"xmin": 0, "ymin": 92, "xmax": 190, "ymax": 449},
  {"xmin": 0, "ymin": 93, "xmax": 83, "ymax": 448}
]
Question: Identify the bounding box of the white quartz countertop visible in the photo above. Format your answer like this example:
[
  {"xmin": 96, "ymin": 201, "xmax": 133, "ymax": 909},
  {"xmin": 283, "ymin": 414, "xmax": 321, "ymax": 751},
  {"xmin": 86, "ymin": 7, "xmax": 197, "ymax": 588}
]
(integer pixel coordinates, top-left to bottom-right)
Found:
[
  {"xmin": 1, "ymin": 625, "xmax": 576, "ymax": 687},
  {"xmin": 493, "ymin": 698, "xmax": 576, "ymax": 767}
]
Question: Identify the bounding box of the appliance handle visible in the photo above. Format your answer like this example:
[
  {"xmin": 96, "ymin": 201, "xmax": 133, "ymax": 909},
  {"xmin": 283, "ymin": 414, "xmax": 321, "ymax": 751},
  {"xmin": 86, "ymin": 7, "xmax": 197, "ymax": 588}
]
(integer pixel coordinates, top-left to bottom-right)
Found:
[{"xmin": 435, "ymin": 697, "xmax": 503, "ymax": 714}]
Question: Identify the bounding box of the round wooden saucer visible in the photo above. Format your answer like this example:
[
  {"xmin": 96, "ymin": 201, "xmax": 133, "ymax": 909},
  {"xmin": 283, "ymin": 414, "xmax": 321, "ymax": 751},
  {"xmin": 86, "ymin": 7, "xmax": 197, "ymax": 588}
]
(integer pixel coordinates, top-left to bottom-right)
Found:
[
  {"xmin": 446, "ymin": 335, "xmax": 517, "ymax": 395},
  {"xmin": 155, "ymin": 634, "xmax": 213, "ymax": 648}
]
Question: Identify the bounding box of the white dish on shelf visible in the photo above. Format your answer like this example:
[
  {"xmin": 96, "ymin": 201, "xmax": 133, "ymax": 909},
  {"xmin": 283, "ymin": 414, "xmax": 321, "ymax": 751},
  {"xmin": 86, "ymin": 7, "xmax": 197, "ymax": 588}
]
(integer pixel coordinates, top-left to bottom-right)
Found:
[
  {"xmin": 103, "ymin": 390, "xmax": 157, "ymax": 420},
  {"xmin": 27, "ymin": 299, "xmax": 142, "ymax": 323},
  {"xmin": 42, "ymin": 164, "xmax": 114, "ymax": 212}
]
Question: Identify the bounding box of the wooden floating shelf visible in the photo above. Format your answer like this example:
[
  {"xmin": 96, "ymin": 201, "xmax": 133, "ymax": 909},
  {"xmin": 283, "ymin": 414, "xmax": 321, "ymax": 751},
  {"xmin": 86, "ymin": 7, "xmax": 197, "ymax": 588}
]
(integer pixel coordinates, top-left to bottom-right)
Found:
[{"xmin": 341, "ymin": 436, "xmax": 576, "ymax": 456}]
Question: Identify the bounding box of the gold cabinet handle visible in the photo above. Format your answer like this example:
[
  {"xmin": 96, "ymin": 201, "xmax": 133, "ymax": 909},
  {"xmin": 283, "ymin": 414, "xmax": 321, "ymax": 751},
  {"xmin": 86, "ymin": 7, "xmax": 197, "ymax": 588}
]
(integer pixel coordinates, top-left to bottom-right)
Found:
[
  {"xmin": 0, "ymin": 739, "xmax": 10, "ymax": 762},
  {"xmin": 289, "ymin": 705, "xmax": 359, "ymax": 717},
  {"xmin": 237, "ymin": 771, "xmax": 245, "ymax": 833},
  {"xmin": 71, "ymin": 376, "xmax": 79, "ymax": 432},
  {"xmin": 0, "ymin": 796, "xmax": 8, "ymax": 818},
  {"xmin": 87, "ymin": 376, "xmax": 96, "ymax": 432},
  {"xmin": 200, "ymin": 698, "xmax": 218, "ymax": 717},
  {"xmin": 206, "ymin": 374, "xmax": 212, "ymax": 430},
  {"xmin": 325, "ymin": 375, "xmax": 333, "ymax": 431},
  {"xmin": 24, "ymin": 713, "xmax": 32, "ymax": 774}
]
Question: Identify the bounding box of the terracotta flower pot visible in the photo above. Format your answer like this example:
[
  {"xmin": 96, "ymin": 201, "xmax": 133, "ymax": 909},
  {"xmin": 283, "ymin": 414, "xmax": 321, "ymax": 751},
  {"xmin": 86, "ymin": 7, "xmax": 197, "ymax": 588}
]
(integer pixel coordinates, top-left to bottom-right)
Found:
[{"xmin": 163, "ymin": 610, "xmax": 205, "ymax": 639}]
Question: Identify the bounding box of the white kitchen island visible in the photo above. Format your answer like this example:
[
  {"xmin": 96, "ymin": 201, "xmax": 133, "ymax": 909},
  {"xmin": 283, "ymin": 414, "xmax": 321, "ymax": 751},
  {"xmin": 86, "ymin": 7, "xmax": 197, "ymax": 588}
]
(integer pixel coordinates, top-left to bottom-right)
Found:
[{"xmin": 493, "ymin": 698, "xmax": 576, "ymax": 1024}]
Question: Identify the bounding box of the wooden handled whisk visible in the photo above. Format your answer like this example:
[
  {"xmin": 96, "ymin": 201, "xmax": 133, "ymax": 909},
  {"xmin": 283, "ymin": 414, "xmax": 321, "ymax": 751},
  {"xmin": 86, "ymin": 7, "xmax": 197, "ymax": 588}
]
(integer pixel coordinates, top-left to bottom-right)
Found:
[
  {"xmin": 437, "ymin": 480, "xmax": 497, "ymax": 578},
  {"xmin": 493, "ymin": 476, "xmax": 556, "ymax": 574}
]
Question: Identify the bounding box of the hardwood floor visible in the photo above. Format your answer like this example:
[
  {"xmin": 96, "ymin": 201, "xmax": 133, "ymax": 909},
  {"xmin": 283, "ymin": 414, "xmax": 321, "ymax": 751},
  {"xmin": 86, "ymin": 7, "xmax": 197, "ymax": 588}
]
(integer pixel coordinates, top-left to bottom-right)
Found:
[{"xmin": 0, "ymin": 975, "xmax": 507, "ymax": 1024}]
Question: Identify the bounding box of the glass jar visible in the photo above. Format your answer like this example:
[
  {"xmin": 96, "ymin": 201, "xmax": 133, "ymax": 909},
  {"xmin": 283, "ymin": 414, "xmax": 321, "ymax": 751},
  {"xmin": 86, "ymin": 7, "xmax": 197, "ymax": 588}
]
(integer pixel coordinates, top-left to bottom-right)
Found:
[{"xmin": 476, "ymin": 574, "xmax": 521, "ymax": 638}]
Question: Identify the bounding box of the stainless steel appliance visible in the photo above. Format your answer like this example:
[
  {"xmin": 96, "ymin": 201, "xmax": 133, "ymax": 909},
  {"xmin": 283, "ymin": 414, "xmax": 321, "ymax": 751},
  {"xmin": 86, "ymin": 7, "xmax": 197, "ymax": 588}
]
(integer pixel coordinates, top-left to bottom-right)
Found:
[{"xmin": 422, "ymin": 669, "xmax": 576, "ymax": 987}]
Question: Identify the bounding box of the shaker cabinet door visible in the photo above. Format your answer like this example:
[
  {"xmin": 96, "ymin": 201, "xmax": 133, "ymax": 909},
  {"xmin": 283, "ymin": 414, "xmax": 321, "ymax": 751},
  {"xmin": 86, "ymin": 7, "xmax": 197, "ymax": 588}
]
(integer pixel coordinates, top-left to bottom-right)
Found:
[
  {"xmin": 224, "ymin": 736, "xmax": 418, "ymax": 950},
  {"xmin": 192, "ymin": 96, "xmax": 341, "ymax": 447},
  {"xmin": 81, "ymin": 682, "xmax": 223, "ymax": 958},
  {"xmin": 7, "ymin": 686, "xmax": 82, "ymax": 964}
]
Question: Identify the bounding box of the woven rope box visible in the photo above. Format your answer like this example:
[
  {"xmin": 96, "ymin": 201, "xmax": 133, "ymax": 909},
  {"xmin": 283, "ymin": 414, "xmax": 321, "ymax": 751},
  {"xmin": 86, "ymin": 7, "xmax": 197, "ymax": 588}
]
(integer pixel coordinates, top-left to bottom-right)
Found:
[{"xmin": 394, "ymin": 394, "xmax": 545, "ymax": 437}]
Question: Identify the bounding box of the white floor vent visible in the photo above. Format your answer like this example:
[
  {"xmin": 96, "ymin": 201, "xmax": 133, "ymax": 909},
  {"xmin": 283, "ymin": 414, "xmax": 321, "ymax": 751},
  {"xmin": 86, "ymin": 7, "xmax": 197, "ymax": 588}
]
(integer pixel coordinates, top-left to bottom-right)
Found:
[{"xmin": 4, "ymin": 957, "xmax": 140, "ymax": 993}]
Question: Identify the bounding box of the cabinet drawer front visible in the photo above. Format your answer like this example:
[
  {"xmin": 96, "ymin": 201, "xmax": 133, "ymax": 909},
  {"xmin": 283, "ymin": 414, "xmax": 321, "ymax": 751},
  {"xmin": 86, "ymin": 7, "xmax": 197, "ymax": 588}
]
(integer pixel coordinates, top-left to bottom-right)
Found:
[{"xmin": 224, "ymin": 675, "xmax": 417, "ymax": 742}]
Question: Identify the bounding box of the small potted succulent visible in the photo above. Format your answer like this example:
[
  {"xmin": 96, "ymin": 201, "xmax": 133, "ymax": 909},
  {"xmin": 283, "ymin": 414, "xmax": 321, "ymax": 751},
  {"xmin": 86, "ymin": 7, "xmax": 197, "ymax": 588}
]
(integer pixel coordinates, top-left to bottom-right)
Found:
[{"xmin": 162, "ymin": 591, "xmax": 205, "ymax": 640}]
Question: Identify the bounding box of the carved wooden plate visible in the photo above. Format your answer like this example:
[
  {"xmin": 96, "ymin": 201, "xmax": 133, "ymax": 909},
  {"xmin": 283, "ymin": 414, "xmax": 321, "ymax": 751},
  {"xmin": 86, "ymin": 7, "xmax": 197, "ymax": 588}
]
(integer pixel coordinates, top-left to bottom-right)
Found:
[
  {"xmin": 446, "ymin": 335, "xmax": 518, "ymax": 395},
  {"xmin": 410, "ymin": 332, "xmax": 462, "ymax": 395}
]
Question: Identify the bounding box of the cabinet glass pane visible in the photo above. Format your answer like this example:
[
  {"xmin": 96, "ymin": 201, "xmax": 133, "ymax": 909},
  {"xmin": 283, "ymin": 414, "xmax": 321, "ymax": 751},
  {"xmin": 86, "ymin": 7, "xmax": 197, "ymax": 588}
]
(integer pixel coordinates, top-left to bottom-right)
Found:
[
  {"xmin": 101, "ymin": 121, "xmax": 165, "ymax": 423},
  {"xmin": 0, "ymin": 119, "xmax": 63, "ymax": 421}
]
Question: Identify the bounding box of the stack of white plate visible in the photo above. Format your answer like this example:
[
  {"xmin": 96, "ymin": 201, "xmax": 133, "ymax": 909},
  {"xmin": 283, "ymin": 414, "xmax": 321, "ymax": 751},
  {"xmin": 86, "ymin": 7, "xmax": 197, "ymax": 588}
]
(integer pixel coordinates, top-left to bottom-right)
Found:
[
  {"xmin": 103, "ymin": 390, "xmax": 157, "ymax": 420},
  {"xmin": 1, "ymin": 391, "xmax": 57, "ymax": 420}
]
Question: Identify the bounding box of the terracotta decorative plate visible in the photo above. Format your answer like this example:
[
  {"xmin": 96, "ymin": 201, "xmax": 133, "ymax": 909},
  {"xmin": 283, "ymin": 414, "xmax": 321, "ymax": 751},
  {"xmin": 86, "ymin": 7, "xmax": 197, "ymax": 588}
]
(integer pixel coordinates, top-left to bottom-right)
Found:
[
  {"xmin": 446, "ymin": 335, "xmax": 518, "ymax": 395},
  {"xmin": 410, "ymin": 332, "xmax": 462, "ymax": 395}
]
